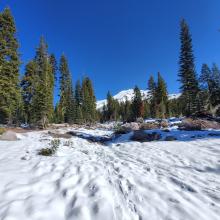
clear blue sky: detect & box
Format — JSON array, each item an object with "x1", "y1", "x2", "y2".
[{"x1": 1, "y1": 0, "x2": 220, "y2": 101}]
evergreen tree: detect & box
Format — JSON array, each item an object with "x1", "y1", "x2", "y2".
[
  {"x1": 106, "y1": 91, "x2": 115, "y2": 121},
  {"x1": 74, "y1": 80, "x2": 83, "y2": 124},
  {"x1": 21, "y1": 60, "x2": 37, "y2": 122},
  {"x1": 59, "y1": 54, "x2": 74, "y2": 123},
  {"x1": 155, "y1": 72, "x2": 168, "y2": 118},
  {"x1": 31, "y1": 37, "x2": 54, "y2": 128},
  {"x1": 178, "y1": 19, "x2": 200, "y2": 116},
  {"x1": 121, "y1": 98, "x2": 132, "y2": 122},
  {"x1": 50, "y1": 54, "x2": 57, "y2": 81},
  {"x1": 131, "y1": 86, "x2": 143, "y2": 120},
  {"x1": 148, "y1": 75, "x2": 157, "y2": 117},
  {"x1": 81, "y1": 77, "x2": 97, "y2": 123},
  {"x1": 210, "y1": 64, "x2": 220, "y2": 108},
  {"x1": 0, "y1": 7, "x2": 22, "y2": 124}
]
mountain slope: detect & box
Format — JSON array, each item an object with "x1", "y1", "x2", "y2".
[{"x1": 97, "y1": 89, "x2": 181, "y2": 110}]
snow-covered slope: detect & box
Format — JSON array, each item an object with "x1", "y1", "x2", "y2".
[
  {"x1": 97, "y1": 89, "x2": 181, "y2": 110},
  {"x1": 0, "y1": 128, "x2": 220, "y2": 220}
]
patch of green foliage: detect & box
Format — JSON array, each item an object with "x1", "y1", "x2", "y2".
[
  {"x1": 38, "y1": 139, "x2": 61, "y2": 156},
  {"x1": 0, "y1": 128, "x2": 6, "y2": 135}
]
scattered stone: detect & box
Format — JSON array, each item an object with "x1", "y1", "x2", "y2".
[
  {"x1": 130, "y1": 130, "x2": 161, "y2": 142},
  {"x1": 164, "y1": 136, "x2": 177, "y2": 141},
  {"x1": 0, "y1": 131, "x2": 19, "y2": 141},
  {"x1": 48, "y1": 131, "x2": 72, "y2": 139}
]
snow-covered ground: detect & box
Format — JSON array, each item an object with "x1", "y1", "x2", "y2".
[{"x1": 0, "y1": 127, "x2": 220, "y2": 220}]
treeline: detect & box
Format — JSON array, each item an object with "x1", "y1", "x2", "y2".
[
  {"x1": 99, "y1": 73, "x2": 180, "y2": 122},
  {"x1": 99, "y1": 19, "x2": 220, "y2": 122},
  {"x1": 0, "y1": 7, "x2": 97, "y2": 127},
  {"x1": 1, "y1": 8, "x2": 220, "y2": 126}
]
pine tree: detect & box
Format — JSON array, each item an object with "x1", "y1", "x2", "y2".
[
  {"x1": 0, "y1": 7, "x2": 22, "y2": 124},
  {"x1": 155, "y1": 72, "x2": 168, "y2": 118},
  {"x1": 81, "y1": 77, "x2": 97, "y2": 123},
  {"x1": 31, "y1": 37, "x2": 54, "y2": 128},
  {"x1": 178, "y1": 19, "x2": 200, "y2": 116},
  {"x1": 198, "y1": 64, "x2": 212, "y2": 112},
  {"x1": 74, "y1": 80, "x2": 83, "y2": 124},
  {"x1": 21, "y1": 60, "x2": 37, "y2": 122},
  {"x1": 131, "y1": 86, "x2": 143, "y2": 120},
  {"x1": 59, "y1": 54, "x2": 74, "y2": 123},
  {"x1": 148, "y1": 75, "x2": 157, "y2": 118},
  {"x1": 210, "y1": 64, "x2": 220, "y2": 108},
  {"x1": 50, "y1": 54, "x2": 57, "y2": 81},
  {"x1": 106, "y1": 91, "x2": 115, "y2": 121}
]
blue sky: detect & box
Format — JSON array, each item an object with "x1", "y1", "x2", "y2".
[{"x1": 1, "y1": 0, "x2": 220, "y2": 101}]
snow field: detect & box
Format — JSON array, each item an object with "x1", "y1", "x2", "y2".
[{"x1": 0, "y1": 128, "x2": 220, "y2": 220}]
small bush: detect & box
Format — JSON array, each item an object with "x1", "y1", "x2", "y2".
[
  {"x1": 38, "y1": 139, "x2": 60, "y2": 156},
  {"x1": 0, "y1": 128, "x2": 6, "y2": 135}
]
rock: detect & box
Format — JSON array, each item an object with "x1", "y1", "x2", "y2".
[
  {"x1": 179, "y1": 118, "x2": 202, "y2": 131},
  {"x1": 115, "y1": 122, "x2": 139, "y2": 134},
  {"x1": 115, "y1": 126, "x2": 132, "y2": 135},
  {"x1": 179, "y1": 118, "x2": 220, "y2": 130},
  {"x1": 160, "y1": 120, "x2": 169, "y2": 128},
  {"x1": 140, "y1": 122, "x2": 160, "y2": 130},
  {"x1": 164, "y1": 136, "x2": 177, "y2": 141},
  {"x1": 48, "y1": 131, "x2": 72, "y2": 139},
  {"x1": 0, "y1": 131, "x2": 19, "y2": 141},
  {"x1": 123, "y1": 122, "x2": 140, "y2": 130},
  {"x1": 136, "y1": 117, "x2": 144, "y2": 123},
  {"x1": 130, "y1": 130, "x2": 161, "y2": 142}
]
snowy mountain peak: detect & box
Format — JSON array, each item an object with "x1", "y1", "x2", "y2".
[{"x1": 97, "y1": 89, "x2": 181, "y2": 110}]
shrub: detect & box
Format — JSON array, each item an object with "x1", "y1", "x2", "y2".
[
  {"x1": 0, "y1": 128, "x2": 6, "y2": 135},
  {"x1": 38, "y1": 139, "x2": 60, "y2": 156}
]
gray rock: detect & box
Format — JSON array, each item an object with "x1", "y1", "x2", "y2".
[
  {"x1": 130, "y1": 130, "x2": 161, "y2": 142},
  {"x1": 0, "y1": 131, "x2": 19, "y2": 141}
]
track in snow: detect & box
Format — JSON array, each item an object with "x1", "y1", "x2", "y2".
[{"x1": 0, "y1": 129, "x2": 220, "y2": 220}]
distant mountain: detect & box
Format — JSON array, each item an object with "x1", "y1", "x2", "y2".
[{"x1": 96, "y1": 89, "x2": 181, "y2": 110}]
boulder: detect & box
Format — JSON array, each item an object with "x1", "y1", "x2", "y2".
[
  {"x1": 123, "y1": 122, "x2": 140, "y2": 130},
  {"x1": 0, "y1": 131, "x2": 19, "y2": 141},
  {"x1": 164, "y1": 136, "x2": 177, "y2": 141},
  {"x1": 130, "y1": 130, "x2": 161, "y2": 142},
  {"x1": 179, "y1": 118, "x2": 220, "y2": 130},
  {"x1": 140, "y1": 122, "x2": 160, "y2": 130},
  {"x1": 115, "y1": 122, "x2": 140, "y2": 134},
  {"x1": 115, "y1": 126, "x2": 132, "y2": 134}
]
